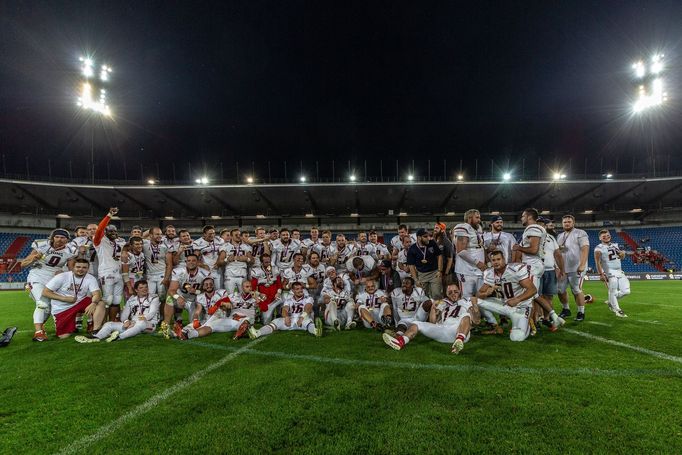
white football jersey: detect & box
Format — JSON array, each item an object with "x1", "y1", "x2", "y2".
[
  {"x1": 391, "y1": 287, "x2": 427, "y2": 319},
  {"x1": 284, "y1": 294, "x2": 314, "y2": 315},
  {"x1": 322, "y1": 286, "x2": 353, "y2": 309},
  {"x1": 227, "y1": 291, "x2": 258, "y2": 319},
  {"x1": 391, "y1": 233, "x2": 417, "y2": 252},
  {"x1": 250, "y1": 240, "x2": 268, "y2": 265},
  {"x1": 303, "y1": 237, "x2": 321, "y2": 250},
  {"x1": 95, "y1": 236, "x2": 127, "y2": 276},
  {"x1": 483, "y1": 263, "x2": 533, "y2": 305},
  {"x1": 122, "y1": 294, "x2": 161, "y2": 325},
  {"x1": 126, "y1": 250, "x2": 147, "y2": 282},
  {"x1": 45, "y1": 271, "x2": 100, "y2": 314},
  {"x1": 453, "y1": 223, "x2": 485, "y2": 276},
  {"x1": 221, "y1": 242, "x2": 252, "y2": 276},
  {"x1": 436, "y1": 298, "x2": 473, "y2": 325},
  {"x1": 355, "y1": 289, "x2": 387, "y2": 309},
  {"x1": 196, "y1": 289, "x2": 229, "y2": 316},
  {"x1": 171, "y1": 266, "x2": 210, "y2": 301},
  {"x1": 143, "y1": 239, "x2": 170, "y2": 279},
  {"x1": 270, "y1": 239, "x2": 302, "y2": 269},
  {"x1": 595, "y1": 243, "x2": 623, "y2": 274},
  {"x1": 332, "y1": 244, "x2": 356, "y2": 269},
  {"x1": 251, "y1": 265, "x2": 281, "y2": 285},
  {"x1": 168, "y1": 241, "x2": 195, "y2": 268},
  {"x1": 282, "y1": 265, "x2": 313, "y2": 285},
  {"x1": 192, "y1": 237, "x2": 224, "y2": 270},
  {"x1": 520, "y1": 224, "x2": 546, "y2": 269},
  {"x1": 556, "y1": 228, "x2": 590, "y2": 273},
  {"x1": 308, "y1": 263, "x2": 326, "y2": 284},
  {"x1": 345, "y1": 255, "x2": 376, "y2": 277},
  {"x1": 321, "y1": 275, "x2": 352, "y2": 295},
  {"x1": 396, "y1": 249, "x2": 410, "y2": 279},
  {"x1": 26, "y1": 239, "x2": 77, "y2": 283},
  {"x1": 370, "y1": 241, "x2": 390, "y2": 259},
  {"x1": 482, "y1": 231, "x2": 517, "y2": 263},
  {"x1": 311, "y1": 242, "x2": 335, "y2": 263},
  {"x1": 355, "y1": 242, "x2": 377, "y2": 259}
]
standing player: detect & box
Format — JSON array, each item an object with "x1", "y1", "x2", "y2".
[
  {"x1": 556, "y1": 214, "x2": 592, "y2": 321},
  {"x1": 93, "y1": 208, "x2": 127, "y2": 323},
  {"x1": 192, "y1": 225, "x2": 224, "y2": 288},
  {"x1": 594, "y1": 230, "x2": 629, "y2": 318},
  {"x1": 143, "y1": 227, "x2": 173, "y2": 300},
  {"x1": 312, "y1": 230, "x2": 335, "y2": 265},
  {"x1": 322, "y1": 275, "x2": 356, "y2": 330},
  {"x1": 160, "y1": 253, "x2": 210, "y2": 338},
  {"x1": 270, "y1": 228, "x2": 302, "y2": 270},
  {"x1": 330, "y1": 234, "x2": 355, "y2": 272},
  {"x1": 303, "y1": 226, "x2": 321, "y2": 253},
  {"x1": 248, "y1": 282, "x2": 322, "y2": 338},
  {"x1": 169, "y1": 229, "x2": 194, "y2": 267},
  {"x1": 512, "y1": 208, "x2": 564, "y2": 330},
  {"x1": 390, "y1": 225, "x2": 417, "y2": 259},
  {"x1": 76, "y1": 280, "x2": 160, "y2": 343},
  {"x1": 249, "y1": 227, "x2": 270, "y2": 267},
  {"x1": 20, "y1": 229, "x2": 78, "y2": 341},
  {"x1": 356, "y1": 279, "x2": 392, "y2": 331},
  {"x1": 483, "y1": 215, "x2": 517, "y2": 263},
  {"x1": 389, "y1": 277, "x2": 430, "y2": 336},
  {"x1": 383, "y1": 283, "x2": 478, "y2": 354},
  {"x1": 368, "y1": 230, "x2": 391, "y2": 261},
  {"x1": 477, "y1": 251, "x2": 537, "y2": 342},
  {"x1": 218, "y1": 228, "x2": 253, "y2": 294},
  {"x1": 396, "y1": 235, "x2": 413, "y2": 281},
  {"x1": 355, "y1": 231, "x2": 377, "y2": 260},
  {"x1": 121, "y1": 236, "x2": 146, "y2": 297},
  {"x1": 41, "y1": 258, "x2": 102, "y2": 339}
]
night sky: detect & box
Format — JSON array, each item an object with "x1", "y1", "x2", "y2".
[{"x1": 1, "y1": 0, "x2": 681, "y2": 180}]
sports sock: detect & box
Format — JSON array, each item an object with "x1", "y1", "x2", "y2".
[
  {"x1": 577, "y1": 305, "x2": 585, "y2": 314},
  {"x1": 548, "y1": 310, "x2": 559, "y2": 322},
  {"x1": 562, "y1": 302, "x2": 570, "y2": 310},
  {"x1": 259, "y1": 325, "x2": 274, "y2": 336},
  {"x1": 400, "y1": 335, "x2": 410, "y2": 345},
  {"x1": 307, "y1": 323, "x2": 316, "y2": 335},
  {"x1": 455, "y1": 333, "x2": 466, "y2": 342},
  {"x1": 186, "y1": 327, "x2": 199, "y2": 339}
]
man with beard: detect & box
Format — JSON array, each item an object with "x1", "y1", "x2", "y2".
[
  {"x1": 322, "y1": 275, "x2": 356, "y2": 330},
  {"x1": 248, "y1": 282, "x2": 322, "y2": 338},
  {"x1": 407, "y1": 228, "x2": 443, "y2": 299},
  {"x1": 312, "y1": 230, "x2": 335, "y2": 265},
  {"x1": 330, "y1": 234, "x2": 355, "y2": 272},
  {"x1": 218, "y1": 228, "x2": 253, "y2": 294},
  {"x1": 483, "y1": 215, "x2": 517, "y2": 263},
  {"x1": 389, "y1": 277, "x2": 431, "y2": 336},
  {"x1": 143, "y1": 227, "x2": 173, "y2": 300},
  {"x1": 433, "y1": 222, "x2": 454, "y2": 285},
  {"x1": 270, "y1": 228, "x2": 302, "y2": 270},
  {"x1": 192, "y1": 225, "x2": 224, "y2": 288},
  {"x1": 250, "y1": 252, "x2": 283, "y2": 324},
  {"x1": 121, "y1": 236, "x2": 146, "y2": 298},
  {"x1": 377, "y1": 259, "x2": 402, "y2": 294},
  {"x1": 556, "y1": 214, "x2": 593, "y2": 321},
  {"x1": 93, "y1": 208, "x2": 127, "y2": 323},
  {"x1": 356, "y1": 279, "x2": 392, "y2": 332},
  {"x1": 369, "y1": 230, "x2": 391, "y2": 261}
]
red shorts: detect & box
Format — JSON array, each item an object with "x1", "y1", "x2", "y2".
[{"x1": 54, "y1": 297, "x2": 92, "y2": 336}]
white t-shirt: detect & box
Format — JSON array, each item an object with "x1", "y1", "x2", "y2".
[
  {"x1": 45, "y1": 271, "x2": 100, "y2": 314},
  {"x1": 556, "y1": 228, "x2": 590, "y2": 273},
  {"x1": 543, "y1": 234, "x2": 559, "y2": 271}
]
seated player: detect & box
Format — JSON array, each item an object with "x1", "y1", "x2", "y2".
[
  {"x1": 181, "y1": 276, "x2": 227, "y2": 335},
  {"x1": 322, "y1": 276, "x2": 356, "y2": 330},
  {"x1": 75, "y1": 280, "x2": 160, "y2": 343},
  {"x1": 41, "y1": 258, "x2": 102, "y2": 339},
  {"x1": 248, "y1": 282, "x2": 322, "y2": 338},
  {"x1": 181, "y1": 279, "x2": 256, "y2": 341},
  {"x1": 356, "y1": 279, "x2": 392, "y2": 331},
  {"x1": 389, "y1": 277, "x2": 430, "y2": 336},
  {"x1": 250, "y1": 252, "x2": 283, "y2": 324},
  {"x1": 476, "y1": 250, "x2": 537, "y2": 342},
  {"x1": 346, "y1": 255, "x2": 378, "y2": 294},
  {"x1": 383, "y1": 283, "x2": 479, "y2": 354}
]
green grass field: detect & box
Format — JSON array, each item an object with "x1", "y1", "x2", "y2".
[{"x1": 2, "y1": 281, "x2": 682, "y2": 454}]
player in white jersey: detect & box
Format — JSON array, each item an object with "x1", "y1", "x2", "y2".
[
  {"x1": 93, "y1": 208, "x2": 127, "y2": 323},
  {"x1": 312, "y1": 230, "x2": 335, "y2": 265},
  {"x1": 346, "y1": 255, "x2": 378, "y2": 294},
  {"x1": 322, "y1": 275, "x2": 356, "y2": 330},
  {"x1": 453, "y1": 209, "x2": 487, "y2": 298},
  {"x1": 330, "y1": 234, "x2": 355, "y2": 272},
  {"x1": 169, "y1": 229, "x2": 194, "y2": 268},
  {"x1": 396, "y1": 236, "x2": 413, "y2": 280},
  {"x1": 302, "y1": 226, "x2": 321, "y2": 253},
  {"x1": 162, "y1": 224, "x2": 180, "y2": 251},
  {"x1": 307, "y1": 252, "x2": 326, "y2": 286},
  {"x1": 355, "y1": 231, "x2": 378, "y2": 260},
  {"x1": 356, "y1": 279, "x2": 392, "y2": 331},
  {"x1": 250, "y1": 253, "x2": 283, "y2": 324},
  {"x1": 41, "y1": 259, "x2": 101, "y2": 339},
  {"x1": 389, "y1": 277, "x2": 430, "y2": 334},
  {"x1": 556, "y1": 215, "x2": 591, "y2": 321},
  {"x1": 249, "y1": 227, "x2": 271, "y2": 267},
  {"x1": 159, "y1": 253, "x2": 210, "y2": 338},
  {"x1": 512, "y1": 208, "x2": 564, "y2": 331},
  {"x1": 476, "y1": 251, "x2": 537, "y2": 342},
  {"x1": 282, "y1": 253, "x2": 316, "y2": 291},
  {"x1": 76, "y1": 280, "x2": 160, "y2": 343},
  {"x1": 69, "y1": 226, "x2": 90, "y2": 262},
  {"x1": 270, "y1": 228, "x2": 302, "y2": 270},
  {"x1": 217, "y1": 228, "x2": 253, "y2": 294},
  {"x1": 84, "y1": 223, "x2": 99, "y2": 276},
  {"x1": 121, "y1": 236, "x2": 146, "y2": 297},
  {"x1": 483, "y1": 215, "x2": 517, "y2": 263},
  {"x1": 390, "y1": 224, "x2": 417, "y2": 259},
  {"x1": 383, "y1": 283, "x2": 478, "y2": 354},
  {"x1": 369, "y1": 230, "x2": 391, "y2": 261},
  {"x1": 594, "y1": 230, "x2": 629, "y2": 318},
  {"x1": 20, "y1": 228, "x2": 78, "y2": 341},
  {"x1": 143, "y1": 227, "x2": 173, "y2": 299},
  {"x1": 248, "y1": 282, "x2": 323, "y2": 338},
  {"x1": 192, "y1": 225, "x2": 224, "y2": 288}
]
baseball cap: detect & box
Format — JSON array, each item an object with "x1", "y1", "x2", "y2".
[
  {"x1": 434, "y1": 222, "x2": 446, "y2": 231},
  {"x1": 380, "y1": 259, "x2": 392, "y2": 268},
  {"x1": 537, "y1": 216, "x2": 549, "y2": 224},
  {"x1": 490, "y1": 215, "x2": 503, "y2": 223},
  {"x1": 416, "y1": 228, "x2": 428, "y2": 237}
]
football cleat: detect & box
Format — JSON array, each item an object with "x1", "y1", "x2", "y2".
[
  {"x1": 178, "y1": 329, "x2": 189, "y2": 341},
  {"x1": 314, "y1": 317, "x2": 323, "y2": 337},
  {"x1": 247, "y1": 326, "x2": 260, "y2": 339},
  {"x1": 75, "y1": 334, "x2": 100, "y2": 343},
  {"x1": 382, "y1": 332, "x2": 404, "y2": 351},
  {"x1": 381, "y1": 315, "x2": 393, "y2": 327},
  {"x1": 233, "y1": 320, "x2": 250, "y2": 340},
  {"x1": 584, "y1": 294, "x2": 594, "y2": 304},
  {"x1": 32, "y1": 330, "x2": 48, "y2": 342},
  {"x1": 345, "y1": 321, "x2": 356, "y2": 330},
  {"x1": 480, "y1": 323, "x2": 503, "y2": 335},
  {"x1": 451, "y1": 338, "x2": 464, "y2": 355},
  {"x1": 558, "y1": 309, "x2": 571, "y2": 318},
  {"x1": 383, "y1": 329, "x2": 397, "y2": 338},
  {"x1": 104, "y1": 331, "x2": 120, "y2": 343},
  {"x1": 173, "y1": 321, "x2": 184, "y2": 339},
  {"x1": 159, "y1": 321, "x2": 171, "y2": 340},
  {"x1": 575, "y1": 312, "x2": 585, "y2": 322},
  {"x1": 616, "y1": 310, "x2": 628, "y2": 318},
  {"x1": 333, "y1": 319, "x2": 341, "y2": 331}
]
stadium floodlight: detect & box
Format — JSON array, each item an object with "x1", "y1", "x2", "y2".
[
  {"x1": 604, "y1": 173, "x2": 613, "y2": 179},
  {"x1": 632, "y1": 61, "x2": 646, "y2": 78},
  {"x1": 552, "y1": 172, "x2": 567, "y2": 180},
  {"x1": 407, "y1": 174, "x2": 414, "y2": 181},
  {"x1": 299, "y1": 176, "x2": 306, "y2": 183},
  {"x1": 632, "y1": 54, "x2": 667, "y2": 114},
  {"x1": 147, "y1": 179, "x2": 157, "y2": 185},
  {"x1": 195, "y1": 177, "x2": 209, "y2": 185},
  {"x1": 246, "y1": 176, "x2": 254, "y2": 184},
  {"x1": 457, "y1": 174, "x2": 464, "y2": 181},
  {"x1": 77, "y1": 56, "x2": 113, "y2": 117},
  {"x1": 349, "y1": 174, "x2": 356, "y2": 182},
  {"x1": 502, "y1": 172, "x2": 512, "y2": 181}
]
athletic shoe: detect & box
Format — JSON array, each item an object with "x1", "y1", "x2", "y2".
[
  {"x1": 345, "y1": 321, "x2": 356, "y2": 330},
  {"x1": 616, "y1": 310, "x2": 628, "y2": 318},
  {"x1": 32, "y1": 330, "x2": 48, "y2": 342},
  {"x1": 333, "y1": 319, "x2": 341, "y2": 331},
  {"x1": 173, "y1": 320, "x2": 184, "y2": 339},
  {"x1": 575, "y1": 312, "x2": 585, "y2": 322},
  {"x1": 159, "y1": 321, "x2": 171, "y2": 340},
  {"x1": 584, "y1": 294, "x2": 594, "y2": 304},
  {"x1": 381, "y1": 315, "x2": 393, "y2": 327},
  {"x1": 233, "y1": 320, "x2": 250, "y2": 340},
  {"x1": 0, "y1": 326, "x2": 18, "y2": 347},
  {"x1": 549, "y1": 316, "x2": 565, "y2": 332},
  {"x1": 480, "y1": 323, "x2": 503, "y2": 335},
  {"x1": 370, "y1": 321, "x2": 385, "y2": 332},
  {"x1": 558, "y1": 308, "x2": 571, "y2": 318},
  {"x1": 451, "y1": 338, "x2": 464, "y2": 354},
  {"x1": 104, "y1": 331, "x2": 120, "y2": 343},
  {"x1": 247, "y1": 326, "x2": 259, "y2": 339},
  {"x1": 86, "y1": 319, "x2": 94, "y2": 334},
  {"x1": 382, "y1": 332, "x2": 404, "y2": 350},
  {"x1": 314, "y1": 317, "x2": 323, "y2": 337},
  {"x1": 383, "y1": 329, "x2": 397, "y2": 338},
  {"x1": 75, "y1": 334, "x2": 100, "y2": 343}
]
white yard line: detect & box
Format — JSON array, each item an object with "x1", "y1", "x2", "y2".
[
  {"x1": 585, "y1": 321, "x2": 612, "y2": 327},
  {"x1": 55, "y1": 337, "x2": 264, "y2": 455}
]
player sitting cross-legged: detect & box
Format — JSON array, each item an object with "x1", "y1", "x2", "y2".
[
  {"x1": 248, "y1": 281, "x2": 322, "y2": 338},
  {"x1": 383, "y1": 283, "x2": 479, "y2": 354}
]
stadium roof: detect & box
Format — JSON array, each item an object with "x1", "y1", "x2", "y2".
[{"x1": 2, "y1": 176, "x2": 681, "y2": 222}]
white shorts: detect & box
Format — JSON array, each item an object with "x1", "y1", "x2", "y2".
[
  {"x1": 558, "y1": 271, "x2": 585, "y2": 295},
  {"x1": 412, "y1": 320, "x2": 469, "y2": 344},
  {"x1": 395, "y1": 305, "x2": 428, "y2": 329},
  {"x1": 324, "y1": 303, "x2": 355, "y2": 327},
  {"x1": 358, "y1": 302, "x2": 391, "y2": 328},
  {"x1": 269, "y1": 316, "x2": 314, "y2": 331},
  {"x1": 203, "y1": 314, "x2": 253, "y2": 332}
]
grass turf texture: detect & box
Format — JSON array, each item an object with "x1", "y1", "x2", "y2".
[{"x1": 1, "y1": 282, "x2": 682, "y2": 454}]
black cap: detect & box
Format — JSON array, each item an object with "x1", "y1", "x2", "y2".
[
  {"x1": 380, "y1": 259, "x2": 392, "y2": 268},
  {"x1": 490, "y1": 215, "x2": 503, "y2": 223},
  {"x1": 416, "y1": 228, "x2": 428, "y2": 237}
]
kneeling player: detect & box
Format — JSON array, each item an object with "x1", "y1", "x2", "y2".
[
  {"x1": 356, "y1": 279, "x2": 392, "y2": 331},
  {"x1": 321, "y1": 276, "x2": 356, "y2": 330},
  {"x1": 476, "y1": 250, "x2": 537, "y2": 342},
  {"x1": 248, "y1": 282, "x2": 322, "y2": 338},
  {"x1": 76, "y1": 280, "x2": 160, "y2": 343},
  {"x1": 390, "y1": 277, "x2": 430, "y2": 335},
  {"x1": 383, "y1": 283, "x2": 479, "y2": 354}
]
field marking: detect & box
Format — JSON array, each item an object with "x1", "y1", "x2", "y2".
[
  {"x1": 181, "y1": 339, "x2": 682, "y2": 378},
  {"x1": 631, "y1": 319, "x2": 663, "y2": 325},
  {"x1": 564, "y1": 328, "x2": 682, "y2": 365},
  {"x1": 586, "y1": 321, "x2": 612, "y2": 327},
  {"x1": 54, "y1": 337, "x2": 265, "y2": 455}
]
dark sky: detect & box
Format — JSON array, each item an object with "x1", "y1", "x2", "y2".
[{"x1": 1, "y1": 0, "x2": 681, "y2": 180}]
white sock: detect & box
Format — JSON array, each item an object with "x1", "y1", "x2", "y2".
[
  {"x1": 549, "y1": 310, "x2": 559, "y2": 322},
  {"x1": 259, "y1": 325, "x2": 274, "y2": 336},
  {"x1": 307, "y1": 323, "x2": 316, "y2": 335},
  {"x1": 578, "y1": 305, "x2": 585, "y2": 314},
  {"x1": 562, "y1": 302, "x2": 570, "y2": 310},
  {"x1": 186, "y1": 328, "x2": 199, "y2": 339}
]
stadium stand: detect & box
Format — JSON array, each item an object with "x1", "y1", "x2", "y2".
[{"x1": 0, "y1": 233, "x2": 42, "y2": 282}]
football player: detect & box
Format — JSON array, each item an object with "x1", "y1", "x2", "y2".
[
  {"x1": 383, "y1": 283, "x2": 479, "y2": 354},
  {"x1": 322, "y1": 275, "x2": 356, "y2": 330},
  {"x1": 330, "y1": 234, "x2": 355, "y2": 272},
  {"x1": 389, "y1": 277, "x2": 430, "y2": 336},
  {"x1": 476, "y1": 250, "x2": 537, "y2": 342},
  {"x1": 248, "y1": 281, "x2": 322, "y2": 338},
  {"x1": 483, "y1": 215, "x2": 517, "y2": 263},
  {"x1": 192, "y1": 225, "x2": 224, "y2": 288},
  {"x1": 396, "y1": 235, "x2": 413, "y2": 280},
  {"x1": 93, "y1": 208, "x2": 127, "y2": 323},
  {"x1": 311, "y1": 230, "x2": 334, "y2": 264},
  {"x1": 169, "y1": 229, "x2": 194, "y2": 267},
  {"x1": 594, "y1": 230, "x2": 629, "y2": 317},
  {"x1": 556, "y1": 214, "x2": 592, "y2": 321},
  {"x1": 249, "y1": 227, "x2": 270, "y2": 267},
  {"x1": 355, "y1": 231, "x2": 377, "y2": 260},
  {"x1": 121, "y1": 236, "x2": 146, "y2": 298},
  {"x1": 76, "y1": 280, "x2": 159, "y2": 343},
  {"x1": 356, "y1": 279, "x2": 392, "y2": 331},
  {"x1": 143, "y1": 227, "x2": 173, "y2": 300},
  {"x1": 249, "y1": 252, "x2": 283, "y2": 324},
  {"x1": 20, "y1": 228, "x2": 78, "y2": 341},
  {"x1": 282, "y1": 253, "x2": 316, "y2": 291},
  {"x1": 218, "y1": 228, "x2": 253, "y2": 294},
  {"x1": 390, "y1": 224, "x2": 417, "y2": 259},
  {"x1": 270, "y1": 228, "x2": 302, "y2": 270},
  {"x1": 368, "y1": 230, "x2": 391, "y2": 261}
]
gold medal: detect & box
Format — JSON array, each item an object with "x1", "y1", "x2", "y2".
[{"x1": 421, "y1": 259, "x2": 428, "y2": 264}]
